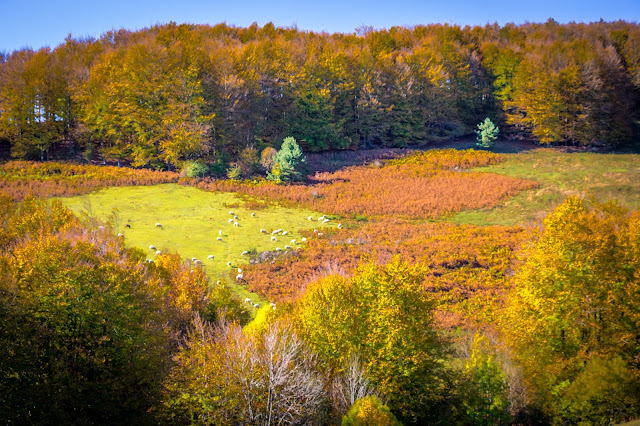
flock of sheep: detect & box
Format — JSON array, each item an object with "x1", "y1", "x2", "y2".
[{"x1": 129, "y1": 210, "x2": 343, "y2": 310}]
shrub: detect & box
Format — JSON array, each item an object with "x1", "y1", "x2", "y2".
[
  {"x1": 342, "y1": 396, "x2": 400, "y2": 425},
  {"x1": 181, "y1": 160, "x2": 208, "y2": 178},
  {"x1": 267, "y1": 137, "x2": 307, "y2": 182},
  {"x1": 476, "y1": 118, "x2": 499, "y2": 149}
]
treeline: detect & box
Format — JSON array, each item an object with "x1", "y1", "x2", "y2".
[{"x1": 1, "y1": 20, "x2": 639, "y2": 169}]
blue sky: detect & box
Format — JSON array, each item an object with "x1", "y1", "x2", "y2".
[{"x1": 1, "y1": 0, "x2": 638, "y2": 53}]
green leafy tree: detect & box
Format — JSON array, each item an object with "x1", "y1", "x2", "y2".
[
  {"x1": 181, "y1": 160, "x2": 208, "y2": 178},
  {"x1": 503, "y1": 197, "x2": 640, "y2": 422},
  {"x1": 297, "y1": 259, "x2": 455, "y2": 424},
  {"x1": 476, "y1": 117, "x2": 499, "y2": 149},
  {"x1": 267, "y1": 136, "x2": 307, "y2": 182},
  {"x1": 462, "y1": 334, "x2": 511, "y2": 425}
]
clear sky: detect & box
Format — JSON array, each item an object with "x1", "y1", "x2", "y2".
[{"x1": 1, "y1": 0, "x2": 638, "y2": 53}]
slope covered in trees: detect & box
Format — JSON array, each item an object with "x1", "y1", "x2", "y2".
[{"x1": 1, "y1": 20, "x2": 639, "y2": 171}]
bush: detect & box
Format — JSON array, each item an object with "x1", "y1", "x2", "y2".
[
  {"x1": 267, "y1": 137, "x2": 307, "y2": 183},
  {"x1": 342, "y1": 396, "x2": 401, "y2": 426},
  {"x1": 476, "y1": 118, "x2": 499, "y2": 149},
  {"x1": 181, "y1": 160, "x2": 208, "y2": 178}
]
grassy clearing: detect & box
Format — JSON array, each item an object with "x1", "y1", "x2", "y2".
[
  {"x1": 450, "y1": 149, "x2": 640, "y2": 226},
  {"x1": 57, "y1": 184, "x2": 334, "y2": 303}
]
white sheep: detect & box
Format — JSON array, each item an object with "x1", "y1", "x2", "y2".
[
  {"x1": 216, "y1": 280, "x2": 221, "y2": 285},
  {"x1": 155, "y1": 223, "x2": 162, "y2": 228},
  {"x1": 285, "y1": 245, "x2": 292, "y2": 250},
  {"x1": 194, "y1": 259, "x2": 202, "y2": 265},
  {"x1": 228, "y1": 219, "x2": 234, "y2": 223},
  {"x1": 282, "y1": 231, "x2": 288, "y2": 235},
  {"x1": 244, "y1": 297, "x2": 252, "y2": 304},
  {"x1": 229, "y1": 211, "x2": 234, "y2": 215},
  {"x1": 253, "y1": 303, "x2": 260, "y2": 309},
  {"x1": 233, "y1": 222, "x2": 239, "y2": 227},
  {"x1": 271, "y1": 236, "x2": 278, "y2": 242},
  {"x1": 322, "y1": 219, "x2": 330, "y2": 224},
  {"x1": 308, "y1": 216, "x2": 313, "y2": 220},
  {"x1": 260, "y1": 229, "x2": 267, "y2": 233},
  {"x1": 290, "y1": 239, "x2": 296, "y2": 244},
  {"x1": 156, "y1": 250, "x2": 162, "y2": 255},
  {"x1": 117, "y1": 233, "x2": 124, "y2": 237},
  {"x1": 251, "y1": 212, "x2": 256, "y2": 217},
  {"x1": 219, "y1": 230, "x2": 223, "y2": 236},
  {"x1": 149, "y1": 245, "x2": 156, "y2": 250},
  {"x1": 301, "y1": 237, "x2": 307, "y2": 242},
  {"x1": 276, "y1": 247, "x2": 282, "y2": 252},
  {"x1": 270, "y1": 302, "x2": 276, "y2": 310},
  {"x1": 337, "y1": 223, "x2": 343, "y2": 229},
  {"x1": 317, "y1": 233, "x2": 324, "y2": 237},
  {"x1": 236, "y1": 273, "x2": 244, "y2": 280},
  {"x1": 207, "y1": 254, "x2": 215, "y2": 260},
  {"x1": 217, "y1": 237, "x2": 223, "y2": 241},
  {"x1": 241, "y1": 251, "x2": 250, "y2": 256},
  {"x1": 317, "y1": 216, "x2": 325, "y2": 222},
  {"x1": 227, "y1": 261, "x2": 232, "y2": 267},
  {"x1": 237, "y1": 268, "x2": 242, "y2": 273},
  {"x1": 271, "y1": 229, "x2": 281, "y2": 235},
  {"x1": 192, "y1": 257, "x2": 197, "y2": 261},
  {"x1": 234, "y1": 215, "x2": 239, "y2": 221}
]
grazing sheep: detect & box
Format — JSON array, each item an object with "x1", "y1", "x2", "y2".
[
  {"x1": 260, "y1": 229, "x2": 267, "y2": 233},
  {"x1": 317, "y1": 216, "x2": 325, "y2": 222},
  {"x1": 124, "y1": 224, "x2": 131, "y2": 228},
  {"x1": 145, "y1": 259, "x2": 153, "y2": 263},
  {"x1": 317, "y1": 233, "x2": 324, "y2": 237},
  {"x1": 227, "y1": 261, "x2": 232, "y2": 267},
  {"x1": 271, "y1": 229, "x2": 281, "y2": 235},
  {"x1": 253, "y1": 303, "x2": 260, "y2": 309},
  {"x1": 337, "y1": 223, "x2": 343, "y2": 229},
  {"x1": 117, "y1": 233, "x2": 124, "y2": 237},
  {"x1": 155, "y1": 223, "x2": 162, "y2": 228},
  {"x1": 313, "y1": 229, "x2": 318, "y2": 233},
  {"x1": 322, "y1": 219, "x2": 329, "y2": 224},
  {"x1": 228, "y1": 219, "x2": 234, "y2": 223},
  {"x1": 301, "y1": 237, "x2": 307, "y2": 242},
  {"x1": 285, "y1": 245, "x2": 292, "y2": 250},
  {"x1": 229, "y1": 211, "x2": 234, "y2": 215},
  {"x1": 251, "y1": 212, "x2": 256, "y2": 217},
  {"x1": 233, "y1": 222, "x2": 239, "y2": 227},
  {"x1": 149, "y1": 245, "x2": 157, "y2": 250},
  {"x1": 290, "y1": 239, "x2": 296, "y2": 244},
  {"x1": 234, "y1": 216, "x2": 239, "y2": 221},
  {"x1": 282, "y1": 231, "x2": 288, "y2": 236},
  {"x1": 236, "y1": 274, "x2": 243, "y2": 280},
  {"x1": 271, "y1": 236, "x2": 278, "y2": 242},
  {"x1": 244, "y1": 297, "x2": 252, "y2": 304},
  {"x1": 219, "y1": 230, "x2": 223, "y2": 236},
  {"x1": 192, "y1": 257, "x2": 197, "y2": 261},
  {"x1": 207, "y1": 254, "x2": 215, "y2": 260},
  {"x1": 216, "y1": 280, "x2": 221, "y2": 285},
  {"x1": 270, "y1": 302, "x2": 276, "y2": 310},
  {"x1": 217, "y1": 237, "x2": 223, "y2": 241},
  {"x1": 156, "y1": 250, "x2": 162, "y2": 255},
  {"x1": 276, "y1": 247, "x2": 282, "y2": 252},
  {"x1": 237, "y1": 268, "x2": 242, "y2": 273},
  {"x1": 241, "y1": 251, "x2": 249, "y2": 256},
  {"x1": 308, "y1": 216, "x2": 313, "y2": 220},
  {"x1": 194, "y1": 259, "x2": 202, "y2": 265}
]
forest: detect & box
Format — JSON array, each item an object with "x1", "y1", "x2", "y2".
[
  {"x1": 1, "y1": 20, "x2": 639, "y2": 170},
  {"x1": 1, "y1": 19, "x2": 640, "y2": 426}
]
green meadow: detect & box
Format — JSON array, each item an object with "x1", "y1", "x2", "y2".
[
  {"x1": 450, "y1": 150, "x2": 640, "y2": 226},
  {"x1": 58, "y1": 184, "x2": 333, "y2": 303}
]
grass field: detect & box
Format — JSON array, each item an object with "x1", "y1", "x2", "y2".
[
  {"x1": 450, "y1": 149, "x2": 640, "y2": 226},
  {"x1": 57, "y1": 184, "x2": 334, "y2": 303}
]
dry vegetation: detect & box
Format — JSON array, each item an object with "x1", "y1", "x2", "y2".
[
  {"x1": 193, "y1": 149, "x2": 538, "y2": 219},
  {"x1": 0, "y1": 161, "x2": 179, "y2": 199}
]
